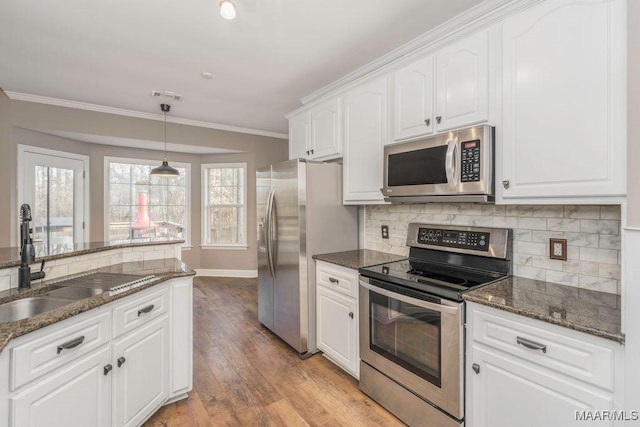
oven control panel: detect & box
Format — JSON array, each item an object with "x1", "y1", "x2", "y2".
[
  {"x1": 461, "y1": 139, "x2": 481, "y2": 183},
  {"x1": 417, "y1": 227, "x2": 490, "y2": 251}
]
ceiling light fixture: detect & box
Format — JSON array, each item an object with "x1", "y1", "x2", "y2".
[
  {"x1": 150, "y1": 104, "x2": 180, "y2": 178},
  {"x1": 219, "y1": 0, "x2": 236, "y2": 20}
]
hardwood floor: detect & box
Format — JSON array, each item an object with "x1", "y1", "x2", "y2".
[{"x1": 144, "y1": 276, "x2": 405, "y2": 427}]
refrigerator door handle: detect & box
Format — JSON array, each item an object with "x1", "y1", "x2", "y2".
[
  {"x1": 266, "y1": 190, "x2": 276, "y2": 279},
  {"x1": 270, "y1": 191, "x2": 279, "y2": 276}
]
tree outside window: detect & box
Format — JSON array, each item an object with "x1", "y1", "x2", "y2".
[{"x1": 203, "y1": 163, "x2": 246, "y2": 247}]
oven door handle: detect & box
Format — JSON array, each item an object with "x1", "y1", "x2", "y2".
[{"x1": 360, "y1": 280, "x2": 460, "y2": 315}]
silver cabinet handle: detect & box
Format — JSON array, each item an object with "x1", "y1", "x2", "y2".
[
  {"x1": 517, "y1": 336, "x2": 547, "y2": 353},
  {"x1": 57, "y1": 336, "x2": 85, "y2": 354},
  {"x1": 117, "y1": 356, "x2": 126, "y2": 368},
  {"x1": 137, "y1": 304, "x2": 154, "y2": 316},
  {"x1": 436, "y1": 116, "x2": 442, "y2": 124},
  {"x1": 306, "y1": 150, "x2": 310, "y2": 155},
  {"x1": 472, "y1": 363, "x2": 480, "y2": 374},
  {"x1": 104, "y1": 364, "x2": 113, "y2": 376},
  {"x1": 502, "y1": 180, "x2": 510, "y2": 189},
  {"x1": 424, "y1": 118, "x2": 431, "y2": 126},
  {"x1": 329, "y1": 277, "x2": 339, "y2": 284},
  {"x1": 310, "y1": 149, "x2": 314, "y2": 155}
]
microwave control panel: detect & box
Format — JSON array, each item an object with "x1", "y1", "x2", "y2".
[
  {"x1": 461, "y1": 139, "x2": 481, "y2": 182},
  {"x1": 417, "y1": 227, "x2": 490, "y2": 251}
]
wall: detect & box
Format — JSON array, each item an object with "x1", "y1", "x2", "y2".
[
  {"x1": 365, "y1": 203, "x2": 622, "y2": 294},
  {"x1": 0, "y1": 92, "x2": 289, "y2": 271}
]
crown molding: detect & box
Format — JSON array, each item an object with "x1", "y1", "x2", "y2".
[
  {"x1": 4, "y1": 91, "x2": 288, "y2": 140},
  {"x1": 299, "y1": 0, "x2": 545, "y2": 106}
]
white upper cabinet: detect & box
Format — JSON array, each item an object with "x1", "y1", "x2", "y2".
[
  {"x1": 393, "y1": 56, "x2": 435, "y2": 140},
  {"x1": 289, "y1": 98, "x2": 343, "y2": 161},
  {"x1": 311, "y1": 97, "x2": 342, "y2": 160},
  {"x1": 499, "y1": 0, "x2": 626, "y2": 201},
  {"x1": 343, "y1": 76, "x2": 389, "y2": 204},
  {"x1": 434, "y1": 30, "x2": 490, "y2": 132},
  {"x1": 288, "y1": 110, "x2": 311, "y2": 160},
  {"x1": 393, "y1": 30, "x2": 490, "y2": 142}
]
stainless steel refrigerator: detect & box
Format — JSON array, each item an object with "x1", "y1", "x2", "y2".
[{"x1": 257, "y1": 159, "x2": 358, "y2": 356}]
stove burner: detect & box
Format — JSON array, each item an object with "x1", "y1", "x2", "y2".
[{"x1": 407, "y1": 269, "x2": 469, "y2": 286}]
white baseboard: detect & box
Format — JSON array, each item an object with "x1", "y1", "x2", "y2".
[{"x1": 195, "y1": 269, "x2": 258, "y2": 278}]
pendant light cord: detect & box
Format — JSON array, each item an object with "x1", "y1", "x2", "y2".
[{"x1": 164, "y1": 110, "x2": 168, "y2": 160}]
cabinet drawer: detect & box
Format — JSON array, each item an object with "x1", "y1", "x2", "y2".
[
  {"x1": 470, "y1": 305, "x2": 615, "y2": 391},
  {"x1": 113, "y1": 286, "x2": 168, "y2": 339},
  {"x1": 316, "y1": 261, "x2": 358, "y2": 298},
  {"x1": 10, "y1": 310, "x2": 111, "y2": 391}
]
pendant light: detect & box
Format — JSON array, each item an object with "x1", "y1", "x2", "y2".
[
  {"x1": 219, "y1": 0, "x2": 236, "y2": 19},
  {"x1": 150, "y1": 103, "x2": 180, "y2": 178}
]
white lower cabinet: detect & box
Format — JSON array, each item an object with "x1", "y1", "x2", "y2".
[
  {"x1": 315, "y1": 261, "x2": 359, "y2": 378},
  {"x1": 0, "y1": 277, "x2": 193, "y2": 427},
  {"x1": 466, "y1": 302, "x2": 624, "y2": 427},
  {"x1": 10, "y1": 346, "x2": 112, "y2": 427}
]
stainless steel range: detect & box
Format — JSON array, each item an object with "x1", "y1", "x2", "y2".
[{"x1": 358, "y1": 223, "x2": 512, "y2": 427}]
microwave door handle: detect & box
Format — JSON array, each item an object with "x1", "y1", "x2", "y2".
[{"x1": 445, "y1": 139, "x2": 459, "y2": 186}]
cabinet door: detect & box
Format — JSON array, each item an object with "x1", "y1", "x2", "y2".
[
  {"x1": 316, "y1": 286, "x2": 358, "y2": 378},
  {"x1": 435, "y1": 30, "x2": 489, "y2": 131},
  {"x1": 343, "y1": 76, "x2": 389, "y2": 204},
  {"x1": 468, "y1": 345, "x2": 614, "y2": 427},
  {"x1": 289, "y1": 110, "x2": 311, "y2": 160},
  {"x1": 311, "y1": 97, "x2": 342, "y2": 160},
  {"x1": 500, "y1": 0, "x2": 625, "y2": 200},
  {"x1": 169, "y1": 278, "x2": 193, "y2": 399},
  {"x1": 112, "y1": 316, "x2": 169, "y2": 427},
  {"x1": 394, "y1": 56, "x2": 434, "y2": 140},
  {"x1": 10, "y1": 346, "x2": 111, "y2": 427}
]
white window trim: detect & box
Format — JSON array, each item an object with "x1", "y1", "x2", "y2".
[
  {"x1": 104, "y1": 156, "x2": 191, "y2": 245},
  {"x1": 201, "y1": 162, "x2": 248, "y2": 250},
  {"x1": 17, "y1": 144, "x2": 90, "y2": 246}
]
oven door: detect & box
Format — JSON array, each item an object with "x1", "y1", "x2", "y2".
[
  {"x1": 382, "y1": 134, "x2": 459, "y2": 197},
  {"x1": 359, "y1": 277, "x2": 464, "y2": 420}
]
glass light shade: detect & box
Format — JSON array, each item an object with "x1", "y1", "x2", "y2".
[
  {"x1": 220, "y1": 0, "x2": 236, "y2": 19},
  {"x1": 150, "y1": 159, "x2": 180, "y2": 177}
]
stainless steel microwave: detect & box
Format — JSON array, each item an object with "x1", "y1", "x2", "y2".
[{"x1": 382, "y1": 125, "x2": 495, "y2": 203}]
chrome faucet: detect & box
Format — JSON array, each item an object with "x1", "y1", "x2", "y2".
[{"x1": 18, "y1": 204, "x2": 45, "y2": 289}]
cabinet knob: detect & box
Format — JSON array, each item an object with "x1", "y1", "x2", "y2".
[
  {"x1": 436, "y1": 116, "x2": 442, "y2": 124},
  {"x1": 104, "y1": 364, "x2": 113, "y2": 376},
  {"x1": 306, "y1": 150, "x2": 310, "y2": 155},
  {"x1": 349, "y1": 312, "x2": 354, "y2": 319},
  {"x1": 310, "y1": 149, "x2": 314, "y2": 155},
  {"x1": 472, "y1": 363, "x2": 480, "y2": 374},
  {"x1": 117, "y1": 356, "x2": 126, "y2": 368},
  {"x1": 424, "y1": 118, "x2": 431, "y2": 126},
  {"x1": 502, "y1": 180, "x2": 510, "y2": 189}
]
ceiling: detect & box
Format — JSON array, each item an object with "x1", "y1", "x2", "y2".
[{"x1": 0, "y1": 0, "x2": 483, "y2": 136}]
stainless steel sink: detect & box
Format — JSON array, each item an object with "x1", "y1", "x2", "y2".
[
  {"x1": 0, "y1": 297, "x2": 75, "y2": 323},
  {"x1": 44, "y1": 287, "x2": 105, "y2": 299}
]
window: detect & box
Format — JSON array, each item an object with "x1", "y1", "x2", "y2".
[
  {"x1": 105, "y1": 158, "x2": 190, "y2": 243},
  {"x1": 18, "y1": 145, "x2": 89, "y2": 246},
  {"x1": 202, "y1": 163, "x2": 247, "y2": 247}
]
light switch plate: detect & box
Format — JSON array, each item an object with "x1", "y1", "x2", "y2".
[
  {"x1": 549, "y1": 238, "x2": 567, "y2": 261},
  {"x1": 381, "y1": 225, "x2": 389, "y2": 239}
]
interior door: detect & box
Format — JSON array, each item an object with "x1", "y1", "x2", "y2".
[
  {"x1": 257, "y1": 166, "x2": 274, "y2": 330},
  {"x1": 272, "y1": 159, "x2": 304, "y2": 352},
  {"x1": 21, "y1": 148, "x2": 88, "y2": 246}
]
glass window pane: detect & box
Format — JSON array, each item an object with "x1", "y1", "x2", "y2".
[
  {"x1": 204, "y1": 165, "x2": 246, "y2": 246},
  {"x1": 110, "y1": 183, "x2": 131, "y2": 206}
]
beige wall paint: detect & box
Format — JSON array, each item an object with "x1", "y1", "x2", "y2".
[
  {"x1": 0, "y1": 93, "x2": 288, "y2": 270},
  {"x1": 628, "y1": 0, "x2": 639, "y2": 227}
]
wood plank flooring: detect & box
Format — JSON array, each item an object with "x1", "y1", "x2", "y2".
[{"x1": 144, "y1": 276, "x2": 405, "y2": 427}]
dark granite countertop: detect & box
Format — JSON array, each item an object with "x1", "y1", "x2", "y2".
[
  {"x1": 463, "y1": 276, "x2": 623, "y2": 343},
  {"x1": 0, "y1": 258, "x2": 195, "y2": 353},
  {"x1": 0, "y1": 238, "x2": 184, "y2": 269},
  {"x1": 313, "y1": 249, "x2": 406, "y2": 270}
]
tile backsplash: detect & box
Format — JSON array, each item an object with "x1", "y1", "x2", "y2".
[{"x1": 364, "y1": 204, "x2": 622, "y2": 294}]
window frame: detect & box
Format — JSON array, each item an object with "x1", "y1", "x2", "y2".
[
  {"x1": 201, "y1": 162, "x2": 248, "y2": 249},
  {"x1": 104, "y1": 156, "x2": 191, "y2": 245}
]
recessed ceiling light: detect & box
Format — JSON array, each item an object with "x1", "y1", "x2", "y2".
[
  {"x1": 201, "y1": 72, "x2": 213, "y2": 80},
  {"x1": 219, "y1": 0, "x2": 236, "y2": 20}
]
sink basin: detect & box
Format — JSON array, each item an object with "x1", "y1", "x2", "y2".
[
  {"x1": 44, "y1": 287, "x2": 104, "y2": 299},
  {"x1": 0, "y1": 297, "x2": 75, "y2": 323}
]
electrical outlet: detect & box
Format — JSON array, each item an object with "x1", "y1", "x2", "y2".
[
  {"x1": 381, "y1": 225, "x2": 389, "y2": 239},
  {"x1": 549, "y1": 238, "x2": 567, "y2": 261}
]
